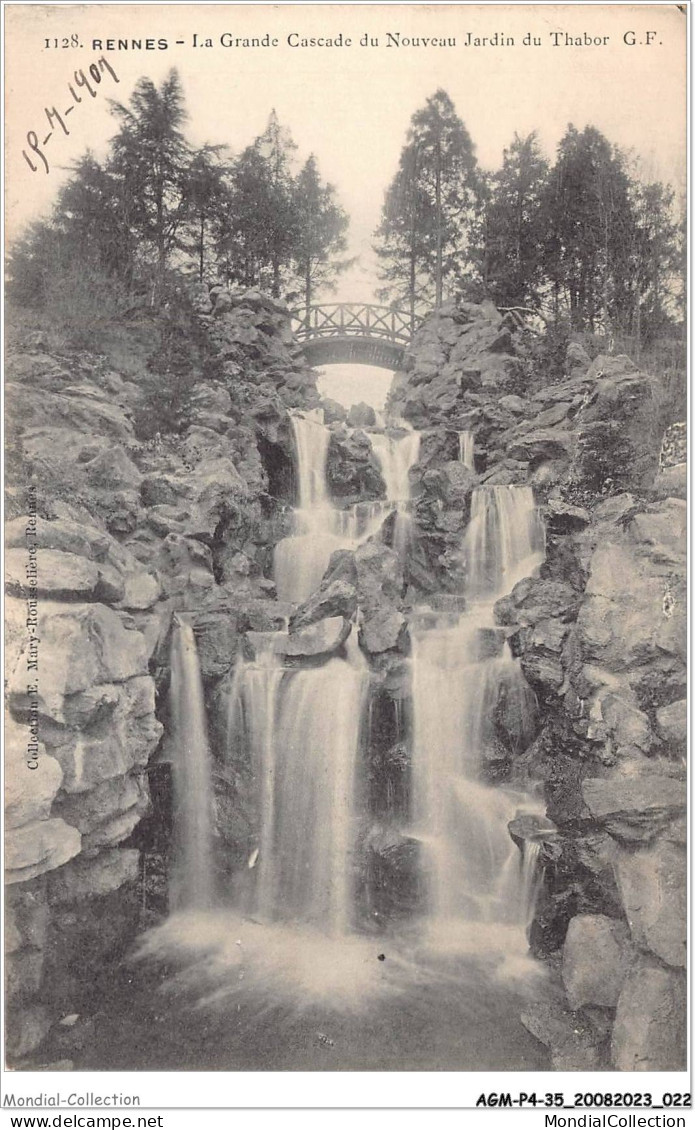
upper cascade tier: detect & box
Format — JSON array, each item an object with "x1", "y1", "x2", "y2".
[
  {"x1": 273, "y1": 412, "x2": 421, "y2": 604},
  {"x1": 463, "y1": 484, "x2": 545, "y2": 603}
]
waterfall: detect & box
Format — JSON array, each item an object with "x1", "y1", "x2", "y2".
[
  {"x1": 412, "y1": 484, "x2": 545, "y2": 943},
  {"x1": 228, "y1": 628, "x2": 367, "y2": 934},
  {"x1": 169, "y1": 617, "x2": 215, "y2": 910},
  {"x1": 273, "y1": 412, "x2": 343, "y2": 603},
  {"x1": 274, "y1": 413, "x2": 421, "y2": 604},
  {"x1": 292, "y1": 407, "x2": 331, "y2": 510},
  {"x1": 369, "y1": 429, "x2": 421, "y2": 503},
  {"x1": 369, "y1": 427, "x2": 421, "y2": 556},
  {"x1": 458, "y1": 431, "x2": 475, "y2": 471},
  {"x1": 463, "y1": 484, "x2": 545, "y2": 603}
]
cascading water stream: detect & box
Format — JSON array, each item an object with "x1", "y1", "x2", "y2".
[
  {"x1": 273, "y1": 410, "x2": 342, "y2": 603},
  {"x1": 169, "y1": 616, "x2": 215, "y2": 911},
  {"x1": 369, "y1": 428, "x2": 421, "y2": 503},
  {"x1": 465, "y1": 484, "x2": 545, "y2": 603},
  {"x1": 458, "y1": 431, "x2": 475, "y2": 471},
  {"x1": 412, "y1": 484, "x2": 546, "y2": 946},
  {"x1": 369, "y1": 427, "x2": 421, "y2": 556},
  {"x1": 274, "y1": 412, "x2": 420, "y2": 603},
  {"x1": 228, "y1": 628, "x2": 367, "y2": 934}
]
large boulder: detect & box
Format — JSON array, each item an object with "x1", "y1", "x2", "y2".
[
  {"x1": 283, "y1": 615, "x2": 352, "y2": 658},
  {"x1": 520, "y1": 999, "x2": 606, "y2": 1071},
  {"x1": 353, "y1": 539, "x2": 407, "y2": 656},
  {"x1": 421, "y1": 461, "x2": 476, "y2": 509},
  {"x1": 5, "y1": 548, "x2": 102, "y2": 602},
  {"x1": 611, "y1": 957, "x2": 686, "y2": 1070},
  {"x1": 562, "y1": 914, "x2": 631, "y2": 1009},
  {"x1": 507, "y1": 430, "x2": 575, "y2": 464},
  {"x1": 54, "y1": 774, "x2": 149, "y2": 850},
  {"x1": 577, "y1": 530, "x2": 685, "y2": 671},
  {"x1": 5, "y1": 515, "x2": 111, "y2": 560},
  {"x1": 44, "y1": 677, "x2": 162, "y2": 794},
  {"x1": 582, "y1": 775, "x2": 685, "y2": 845},
  {"x1": 651, "y1": 463, "x2": 686, "y2": 501},
  {"x1": 47, "y1": 848, "x2": 140, "y2": 904},
  {"x1": 360, "y1": 607, "x2": 408, "y2": 655},
  {"x1": 320, "y1": 398, "x2": 347, "y2": 424},
  {"x1": 326, "y1": 428, "x2": 386, "y2": 502},
  {"x1": 4, "y1": 516, "x2": 160, "y2": 611},
  {"x1": 571, "y1": 356, "x2": 663, "y2": 494},
  {"x1": 290, "y1": 551, "x2": 358, "y2": 631},
  {"x1": 7, "y1": 603, "x2": 149, "y2": 722},
  {"x1": 629, "y1": 498, "x2": 686, "y2": 568},
  {"x1": 354, "y1": 538, "x2": 403, "y2": 613},
  {"x1": 655, "y1": 698, "x2": 687, "y2": 756},
  {"x1": 347, "y1": 402, "x2": 377, "y2": 427},
  {"x1": 613, "y1": 841, "x2": 686, "y2": 967},
  {"x1": 497, "y1": 577, "x2": 580, "y2": 624},
  {"x1": 84, "y1": 446, "x2": 142, "y2": 491},
  {"x1": 5, "y1": 718, "x2": 62, "y2": 830},
  {"x1": 6, "y1": 819, "x2": 81, "y2": 885}
]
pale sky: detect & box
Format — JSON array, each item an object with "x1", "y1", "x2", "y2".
[{"x1": 6, "y1": 4, "x2": 686, "y2": 306}]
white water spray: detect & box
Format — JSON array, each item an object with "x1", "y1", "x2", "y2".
[
  {"x1": 458, "y1": 431, "x2": 475, "y2": 471},
  {"x1": 412, "y1": 485, "x2": 545, "y2": 946},
  {"x1": 169, "y1": 617, "x2": 215, "y2": 911},
  {"x1": 274, "y1": 413, "x2": 420, "y2": 603},
  {"x1": 228, "y1": 628, "x2": 367, "y2": 934}
]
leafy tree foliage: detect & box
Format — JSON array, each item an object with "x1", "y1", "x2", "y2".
[
  {"x1": 219, "y1": 113, "x2": 299, "y2": 295},
  {"x1": 108, "y1": 70, "x2": 193, "y2": 300},
  {"x1": 625, "y1": 178, "x2": 683, "y2": 343},
  {"x1": 8, "y1": 69, "x2": 683, "y2": 363},
  {"x1": 181, "y1": 146, "x2": 230, "y2": 283},
  {"x1": 8, "y1": 76, "x2": 351, "y2": 318},
  {"x1": 376, "y1": 105, "x2": 683, "y2": 349},
  {"x1": 374, "y1": 144, "x2": 435, "y2": 319},
  {"x1": 292, "y1": 155, "x2": 351, "y2": 312},
  {"x1": 374, "y1": 90, "x2": 485, "y2": 312},
  {"x1": 484, "y1": 132, "x2": 549, "y2": 308},
  {"x1": 542, "y1": 125, "x2": 636, "y2": 331}
]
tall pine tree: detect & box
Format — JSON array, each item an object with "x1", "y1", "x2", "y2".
[
  {"x1": 108, "y1": 69, "x2": 193, "y2": 301},
  {"x1": 292, "y1": 155, "x2": 351, "y2": 314},
  {"x1": 542, "y1": 125, "x2": 634, "y2": 330},
  {"x1": 485, "y1": 132, "x2": 549, "y2": 309},
  {"x1": 374, "y1": 90, "x2": 484, "y2": 312}
]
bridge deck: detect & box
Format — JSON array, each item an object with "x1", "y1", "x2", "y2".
[
  {"x1": 291, "y1": 303, "x2": 423, "y2": 369},
  {"x1": 292, "y1": 303, "x2": 422, "y2": 344}
]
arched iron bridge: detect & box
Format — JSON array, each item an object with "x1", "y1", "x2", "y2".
[{"x1": 291, "y1": 303, "x2": 424, "y2": 369}]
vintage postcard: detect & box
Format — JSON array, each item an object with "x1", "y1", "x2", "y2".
[{"x1": 3, "y1": 0, "x2": 688, "y2": 1112}]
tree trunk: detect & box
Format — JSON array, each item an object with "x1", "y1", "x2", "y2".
[
  {"x1": 199, "y1": 214, "x2": 205, "y2": 283},
  {"x1": 155, "y1": 169, "x2": 166, "y2": 304},
  {"x1": 435, "y1": 152, "x2": 443, "y2": 309},
  {"x1": 409, "y1": 222, "x2": 416, "y2": 325},
  {"x1": 305, "y1": 267, "x2": 312, "y2": 331}
]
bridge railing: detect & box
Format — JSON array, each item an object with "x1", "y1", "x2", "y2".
[{"x1": 291, "y1": 303, "x2": 423, "y2": 345}]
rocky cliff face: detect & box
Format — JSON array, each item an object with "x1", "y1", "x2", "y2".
[
  {"x1": 4, "y1": 287, "x2": 319, "y2": 1061},
  {"x1": 392, "y1": 301, "x2": 686, "y2": 1071},
  {"x1": 5, "y1": 291, "x2": 686, "y2": 1071}
]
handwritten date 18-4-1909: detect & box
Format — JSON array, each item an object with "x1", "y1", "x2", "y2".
[{"x1": 22, "y1": 56, "x2": 120, "y2": 175}]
